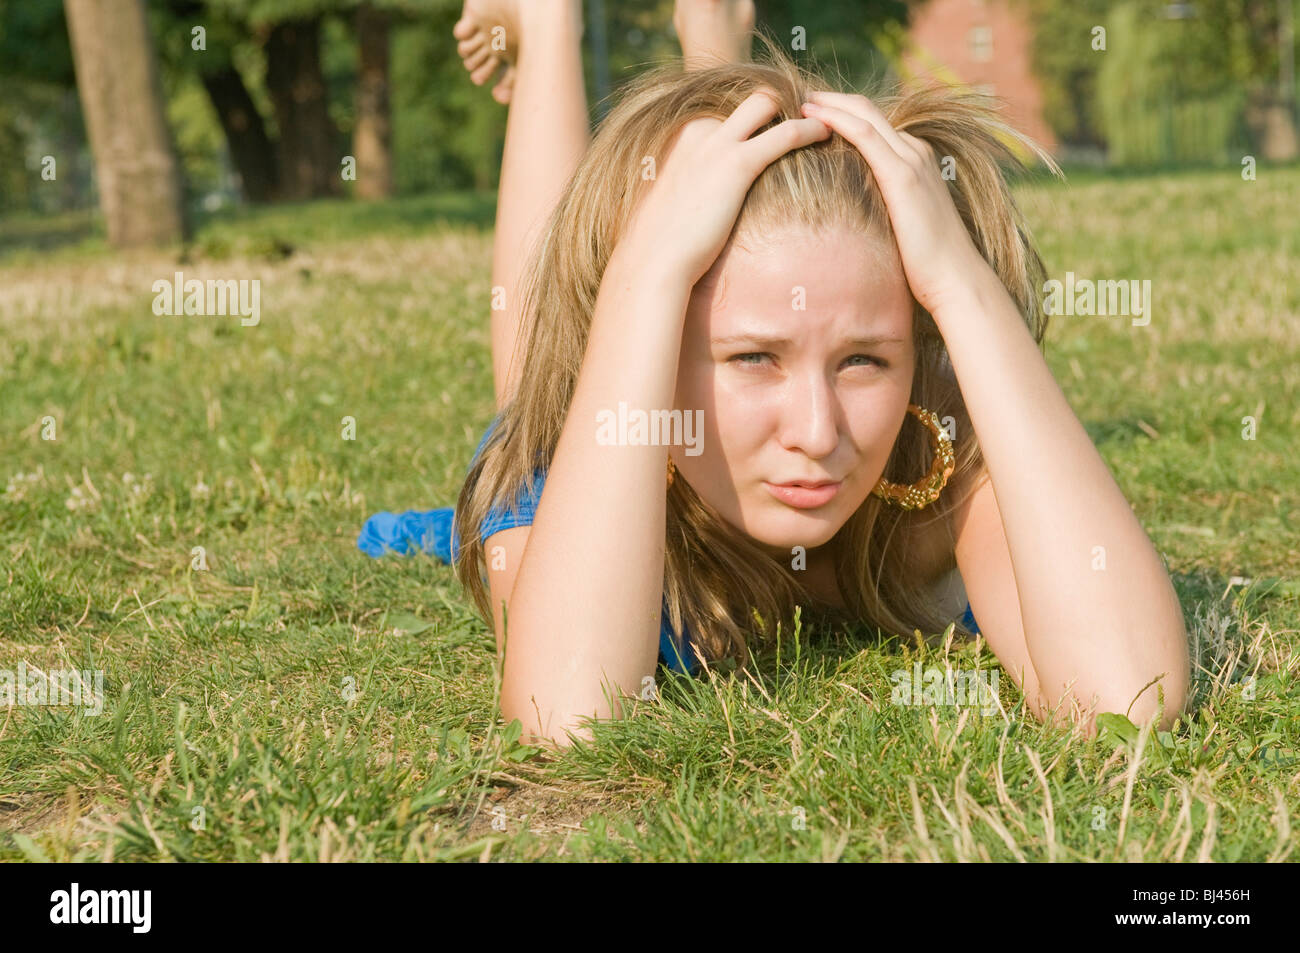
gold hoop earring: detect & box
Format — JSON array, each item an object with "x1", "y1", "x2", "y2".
[
  {"x1": 666, "y1": 455, "x2": 676, "y2": 489},
  {"x1": 872, "y1": 404, "x2": 955, "y2": 510}
]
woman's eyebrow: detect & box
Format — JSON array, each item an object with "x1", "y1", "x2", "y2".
[{"x1": 710, "y1": 334, "x2": 907, "y2": 348}]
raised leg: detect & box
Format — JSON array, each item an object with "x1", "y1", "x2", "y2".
[
  {"x1": 455, "y1": 0, "x2": 590, "y2": 411},
  {"x1": 454, "y1": 1, "x2": 757, "y2": 410},
  {"x1": 674, "y1": 0, "x2": 755, "y2": 69}
]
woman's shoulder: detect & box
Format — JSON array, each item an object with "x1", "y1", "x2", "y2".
[
  {"x1": 901, "y1": 464, "x2": 984, "y2": 586},
  {"x1": 902, "y1": 512, "x2": 957, "y2": 587}
]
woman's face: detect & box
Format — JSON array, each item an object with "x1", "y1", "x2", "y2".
[{"x1": 672, "y1": 223, "x2": 916, "y2": 558}]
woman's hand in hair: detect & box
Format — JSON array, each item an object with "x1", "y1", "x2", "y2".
[
  {"x1": 622, "y1": 88, "x2": 831, "y2": 286},
  {"x1": 800, "y1": 91, "x2": 991, "y2": 319}
]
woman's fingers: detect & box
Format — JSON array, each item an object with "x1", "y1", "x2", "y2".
[
  {"x1": 716, "y1": 88, "x2": 832, "y2": 172},
  {"x1": 800, "y1": 101, "x2": 909, "y2": 185},
  {"x1": 805, "y1": 89, "x2": 910, "y2": 155},
  {"x1": 719, "y1": 87, "x2": 784, "y2": 141},
  {"x1": 896, "y1": 129, "x2": 937, "y2": 162},
  {"x1": 742, "y1": 116, "x2": 831, "y2": 171}
]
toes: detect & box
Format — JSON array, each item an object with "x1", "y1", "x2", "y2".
[
  {"x1": 470, "y1": 55, "x2": 501, "y2": 86},
  {"x1": 452, "y1": 15, "x2": 476, "y2": 40},
  {"x1": 492, "y1": 65, "x2": 516, "y2": 104},
  {"x1": 463, "y1": 43, "x2": 493, "y2": 72}
]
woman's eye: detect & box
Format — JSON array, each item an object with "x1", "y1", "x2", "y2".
[
  {"x1": 730, "y1": 352, "x2": 771, "y2": 367},
  {"x1": 845, "y1": 354, "x2": 886, "y2": 369}
]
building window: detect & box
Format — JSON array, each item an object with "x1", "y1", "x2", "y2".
[{"x1": 970, "y1": 25, "x2": 993, "y2": 62}]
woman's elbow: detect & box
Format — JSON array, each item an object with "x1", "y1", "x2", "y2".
[
  {"x1": 1089, "y1": 640, "x2": 1191, "y2": 733},
  {"x1": 500, "y1": 682, "x2": 625, "y2": 749}
]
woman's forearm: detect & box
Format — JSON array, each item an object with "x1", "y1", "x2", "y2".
[
  {"x1": 934, "y1": 263, "x2": 1189, "y2": 727},
  {"x1": 502, "y1": 238, "x2": 691, "y2": 741}
]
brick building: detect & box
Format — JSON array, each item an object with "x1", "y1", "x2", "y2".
[{"x1": 902, "y1": 0, "x2": 1057, "y2": 152}]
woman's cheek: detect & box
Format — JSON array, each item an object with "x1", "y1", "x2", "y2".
[
  {"x1": 713, "y1": 386, "x2": 783, "y2": 456},
  {"x1": 846, "y1": 398, "x2": 906, "y2": 480}
]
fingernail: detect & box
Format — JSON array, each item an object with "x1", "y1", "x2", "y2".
[{"x1": 802, "y1": 102, "x2": 820, "y2": 113}]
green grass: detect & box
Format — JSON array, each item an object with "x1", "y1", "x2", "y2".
[{"x1": 1, "y1": 166, "x2": 1297, "y2": 862}]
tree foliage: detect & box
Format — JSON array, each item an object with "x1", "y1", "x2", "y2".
[
  {"x1": 1, "y1": 0, "x2": 915, "y2": 213},
  {"x1": 1023, "y1": 0, "x2": 1296, "y2": 161}
]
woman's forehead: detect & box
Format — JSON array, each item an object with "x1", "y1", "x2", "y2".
[{"x1": 687, "y1": 225, "x2": 912, "y2": 338}]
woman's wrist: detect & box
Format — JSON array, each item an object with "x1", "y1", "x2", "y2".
[
  {"x1": 604, "y1": 229, "x2": 699, "y2": 308},
  {"x1": 925, "y1": 250, "x2": 1018, "y2": 332}
]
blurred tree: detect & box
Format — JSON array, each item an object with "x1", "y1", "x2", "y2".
[
  {"x1": 1234, "y1": 0, "x2": 1298, "y2": 159},
  {"x1": 63, "y1": 0, "x2": 186, "y2": 244},
  {"x1": 353, "y1": 1, "x2": 393, "y2": 198},
  {"x1": 753, "y1": 0, "x2": 907, "y2": 89},
  {"x1": 200, "y1": 57, "x2": 280, "y2": 201},
  {"x1": 156, "y1": 0, "x2": 280, "y2": 202},
  {"x1": 0, "y1": 0, "x2": 74, "y2": 83},
  {"x1": 265, "y1": 14, "x2": 344, "y2": 197},
  {"x1": 0, "y1": 0, "x2": 88, "y2": 213},
  {"x1": 390, "y1": 3, "x2": 495, "y2": 193},
  {"x1": 1018, "y1": 0, "x2": 1112, "y2": 149},
  {"x1": 1096, "y1": 0, "x2": 1295, "y2": 164},
  {"x1": 189, "y1": 0, "x2": 436, "y2": 201},
  {"x1": 1024, "y1": 0, "x2": 1297, "y2": 164},
  {"x1": 203, "y1": 0, "x2": 352, "y2": 199},
  {"x1": 0, "y1": 0, "x2": 918, "y2": 214}
]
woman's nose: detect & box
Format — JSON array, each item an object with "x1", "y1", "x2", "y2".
[{"x1": 778, "y1": 377, "x2": 840, "y2": 459}]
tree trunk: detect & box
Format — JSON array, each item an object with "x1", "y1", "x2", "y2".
[
  {"x1": 63, "y1": 0, "x2": 186, "y2": 245},
  {"x1": 1245, "y1": 86, "x2": 1300, "y2": 162},
  {"x1": 354, "y1": 2, "x2": 393, "y2": 200},
  {"x1": 265, "y1": 17, "x2": 341, "y2": 200},
  {"x1": 201, "y1": 66, "x2": 280, "y2": 203}
]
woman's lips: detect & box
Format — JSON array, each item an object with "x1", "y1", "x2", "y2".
[{"x1": 763, "y1": 481, "x2": 842, "y2": 509}]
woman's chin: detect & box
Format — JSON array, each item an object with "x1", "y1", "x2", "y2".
[
  {"x1": 738, "y1": 513, "x2": 845, "y2": 555},
  {"x1": 709, "y1": 492, "x2": 855, "y2": 556}
]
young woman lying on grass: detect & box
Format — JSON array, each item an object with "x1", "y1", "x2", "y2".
[{"x1": 415, "y1": 0, "x2": 1190, "y2": 746}]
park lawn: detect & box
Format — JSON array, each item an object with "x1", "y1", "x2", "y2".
[{"x1": 0, "y1": 167, "x2": 1297, "y2": 862}]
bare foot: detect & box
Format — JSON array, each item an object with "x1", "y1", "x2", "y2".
[
  {"x1": 453, "y1": 0, "x2": 521, "y2": 105},
  {"x1": 673, "y1": 0, "x2": 755, "y2": 69}
]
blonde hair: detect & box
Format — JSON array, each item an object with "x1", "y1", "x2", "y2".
[{"x1": 454, "y1": 35, "x2": 1057, "y2": 669}]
